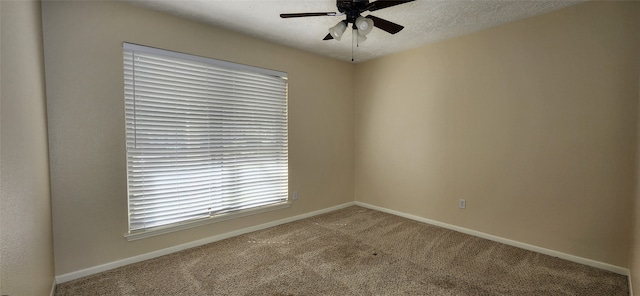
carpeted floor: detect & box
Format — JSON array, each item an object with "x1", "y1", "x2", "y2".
[{"x1": 56, "y1": 206, "x2": 629, "y2": 295}]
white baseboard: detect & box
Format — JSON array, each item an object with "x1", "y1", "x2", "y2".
[
  {"x1": 50, "y1": 278, "x2": 57, "y2": 296},
  {"x1": 56, "y1": 200, "x2": 630, "y2": 285},
  {"x1": 355, "y1": 201, "x2": 629, "y2": 276},
  {"x1": 629, "y1": 271, "x2": 634, "y2": 296},
  {"x1": 55, "y1": 202, "x2": 355, "y2": 284}
]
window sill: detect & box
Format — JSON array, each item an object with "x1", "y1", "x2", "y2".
[{"x1": 124, "y1": 202, "x2": 291, "y2": 241}]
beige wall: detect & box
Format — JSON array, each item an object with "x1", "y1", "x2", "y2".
[
  {"x1": 354, "y1": 1, "x2": 640, "y2": 267},
  {"x1": 42, "y1": 1, "x2": 354, "y2": 275},
  {"x1": 0, "y1": 0, "x2": 56, "y2": 294}
]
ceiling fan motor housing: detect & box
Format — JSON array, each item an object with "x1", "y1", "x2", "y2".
[
  {"x1": 336, "y1": 0, "x2": 370, "y2": 12},
  {"x1": 337, "y1": 0, "x2": 370, "y2": 24}
]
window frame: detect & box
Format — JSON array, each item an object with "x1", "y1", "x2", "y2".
[{"x1": 122, "y1": 43, "x2": 290, "y2": 240}]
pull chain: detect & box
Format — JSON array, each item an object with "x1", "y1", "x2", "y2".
[{"x1": 351, "y1": 28, "x2": 356, "y2": 62}]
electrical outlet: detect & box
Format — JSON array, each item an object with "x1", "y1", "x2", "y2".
[
  {"x1": 459, "y1": 199, "x2": 466, "y2": 209},
  {"x1": 292, "y1": 191, "x2": 299, "y2": 200}
]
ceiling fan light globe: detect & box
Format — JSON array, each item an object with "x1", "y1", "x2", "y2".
[
  {"x1": 329, "y1": 21, "x2": 347, "y2": 41},
  {"x1": 357, "y1": 34, "x2": 367, "y2": 43},
  {"x1": 355, "y1": 17, "x2": 374, "y2": 36}
]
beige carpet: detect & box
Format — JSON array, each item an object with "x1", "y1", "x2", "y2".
[{"x1": 56, "y1": 206, "x2": 628, "y2": 295}]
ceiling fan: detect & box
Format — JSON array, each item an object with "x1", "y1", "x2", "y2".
[{"x1": 280, "y1": 0, "x2": 415, "y2": 42}]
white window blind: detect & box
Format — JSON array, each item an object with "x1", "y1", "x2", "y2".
[{"x1": 123, "y1": 43, "x2": 288, "y2": 235}]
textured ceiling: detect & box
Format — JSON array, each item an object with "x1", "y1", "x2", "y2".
[{"x1": 127, "y1": 0, "x2": 584, "y2": 63}]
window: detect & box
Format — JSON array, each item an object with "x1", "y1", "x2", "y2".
[{"x1": 123, "y1": 43, "x2": 288, "y2": 239}]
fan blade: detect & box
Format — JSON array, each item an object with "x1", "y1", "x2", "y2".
[
  {"x1": 280, "y1": 12, "x2": 337, "y2": 18},
  {"x1": 323, "y1": 33, "x2": 334, "y2": 40},
  {"x1": 365, "y1": 15, "x2": 404, "y2": 34},
  {"x1": 367, "y1": 0, "x2": 415, "y2": 12}
]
